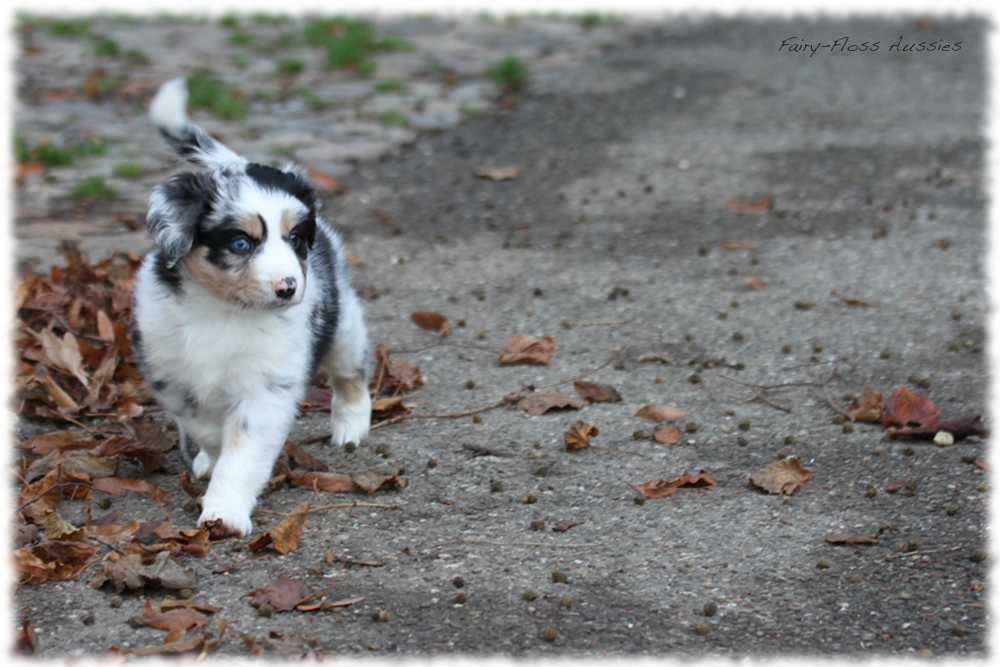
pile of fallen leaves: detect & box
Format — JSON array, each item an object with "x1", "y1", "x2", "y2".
[{"x1": 846, "y1": 384, "x2": 988, "y2": 443}]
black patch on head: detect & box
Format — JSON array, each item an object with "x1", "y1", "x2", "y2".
[
  {"x1": 152, "y1": 251, "x2": 184, "y2": 294},
  {"x1": 196, "y1": 219, "x2": 263, "y2": 269},
  {"x1": 148, "y1": 172, "x2": 218, "y2": 267},
  {"x1": 245, "y1": 163, "x2": 318, "y2": 215},
  {"x1": 288, "y1": 218, "x2": 316, "y2": 260}
]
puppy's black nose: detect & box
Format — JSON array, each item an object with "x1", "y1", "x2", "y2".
[{"x1": 274, "y1": 277, "x2": 297, "y2": 299}]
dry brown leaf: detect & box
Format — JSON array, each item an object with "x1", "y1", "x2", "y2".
[
  {"x1": 141, "y1": 597, "x2": 210, "y2": 643},
  {"x1": 564, "y1": 420, "x2": 598, "y2": 451},
  {"x1": 91, "y1": 476, "x2": 168, "y2": 503},
  {"x1": 410, "y1": 310, "x2": 451, "y2": 336},
  {"x1": 653, "y1": 424, "x2": 682, "y2": 444},
  {"x1": 830, "y1": 290, "x2": 872, "y2": 307},
  {"x1": 14, "y1": 619, "x2": 39, "y2": 656},
  {"x1": 19, "y1": 430, "x2": 97, "y2": 455},
  {"x1": 748, "y1": 457, "x2": 812, "y2": 495},
  {"x1": 370, "y1": 342, "x2": 424, "y2": 395},
  {"x1": 245, "y1": 578, "x2": 312, "y2": 612},
  {"x1": 498, "y1": 335, "x2": 554, "y2": 365},
  {"x1": 474, "y1": 166, "x2": 518, "y2": 180},
  {"x1": 371, "y1": 396, "x2": 411, "y2": 419},
  {"x1": 635, "y1": 470, "x2": 716, "y2": 499},
  {"x1": 242, "y1": 633, "x2": 264, "y2": 658},
  {"x1": 886, "y1": 414, "x2": 989, "y2": 441},
  {"x1": 305, "y1": 167, "x2": 346, "y2": 195},
  {"x1": 552, "y1": 519, "x2": 585, "y2": 532},
  {"x1": 89, "y1": 550, "x2": 198, "y2": 592},
  {"x1": 847, "y1": 386, "x2": 884, "y2": 423},
  {"x1": 573, "y1": 380, "x2": 622, "y2": 403},
  {"x1": 882, "y1": 386, "x2": 941, "y2": 428},
  {"x1": 289, "y1": 470, "x2": 407, "y2": 495},
  {"x1": 745, "y1": 277, "x2": 770, "y2": 289},
  {"x1": 516, "y1": 392, "x2": 585, "y2": 416},
  {"x1": 283, "y1": 441, "x2": 329, "y2": 472},
  {"x1": 634, "y1": 404, "x2": 689, "y2": 421},
  {"x1": 825, "y1": 533, "x2": 878, "y2": 546},
  {"x1": 248, "y1": 501, "x2": 310, "y2": 555},
  {"x1": 725, "y1": 195, "x2": 772, "y2": 214}
]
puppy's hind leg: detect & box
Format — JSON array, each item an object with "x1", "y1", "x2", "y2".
[{"x1": 326, "y1": 291, "x2": 373, "y2": 447}]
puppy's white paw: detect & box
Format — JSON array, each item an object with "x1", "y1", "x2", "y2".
[
  {"x1": 198, "y1": 503, "x2": 253, "y2": 538},
  {"x1": 192, "y1": 451, "x2": 214, "y2": 480},
  {"x1": 331, "y1": 392, "x2": 372, "y2": 446}
]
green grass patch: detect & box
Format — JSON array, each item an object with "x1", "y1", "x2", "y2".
[
  {"x1": 488, "y1": 56, "x2": 529, "y2": 91},
  {"x1": 113, "y1": 162, "x2": 143, "y2": 179},
  {"x1": 379, "y1": 109, "x2": 409, "y2": 127},
  {"x1": 219, "y1": 14, "x2": 240, "y2": 29},
  {"x1": 186, "y1": 71, "x2": 247, "y2": 120},
  {"x1": 275, "y1": 58, "x2": 306, "y2": 76},
  {"x1": 16, "y1": 133, "x2": 108, "y2": 167},
  {"x1": 93, "y1": 36, "x2": 120, "y2": 57},
  {"x1": 227, "y1": 30, "x2": 255, "y2": 46},
  {"x1": 47, "y1": 18, "x2": 93, "y2": 37},
  {"x1": 373, "y1": 79, "x2": 407, "y2": 93},
  {"x1": 252, "y1": 13, "x2": 289, "y2": 25},
  {"x1": 302, "y1": 16, "x2": 411, "y2": 75},
  {"x1": 71, "y1": 176, "x2": 117, "y2": 202}
]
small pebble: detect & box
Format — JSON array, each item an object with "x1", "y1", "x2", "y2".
[
  {"x1": 427, "y1": 457, "x2": 437, "y2": 469},
  {"x1": 945, "y1": 504, "x2": 958, "y2": 516},
  {"x1": 560, "y1": 595, "x2": 572, "y2": 608},
  {"x1": 523, "y1": 491, "x2": 539, "y2": 504},
  {"x1": 898, "y1": 591, "x2": 911, "y2": 601},
  {"x1": 961, "y1": 453, "x2": 978, "y2": 464},
  {"x1": 307, "y1": 636, "x2": 321, "y2": 648},
  {"x1": 375, "y1": 443, "x2": 390, "y2": 457},
  {"x1": 110, "y1": 595, "x2": 123, "y2": 609},
  {"x1": 491, "y1": 480, "x2": 505, "y2": 493},
  {"x1": 81, "y1": 611, "x2": 95, "y2": 626},
  {"x1": 737, "y1": 436, "x2": 749, "y2": 447},
  {"x1": 951, "y1": 624, "x2": 968, "y2": 637},
  {"x1": 684, "y1": 422, "x2": 699, "y2": 434},
  {"x1": 454, "y1": 593, "x2": 467, "y2": 604},
  {"x1": 850, "y1": 573, "x2": 863, "y2": 583},
  {"x1": 258, "y1": 603, "x2": 275, "y2": 618},
  {"x1": 523, "y1": 588, "x2": 537, "y2": 601},
  {"x1": 178, "y1": 588, "x2": 193, "y2": 600},
  {"x1": 633, "y1": 429, "x2": 648, "y2": 440},
  {"x1": 465, "y1": 379, "x2": 476, "y2": 389},
  {"x1": 880, "y1": 348, "x2": 892, "y2": 359},
  {"x1": 732, "y1": 331, "x2": 744, "y2": 341},
  {"x1": 970, "y1": 549, "x2": 987, "y2": 563},
  {"x1": 812, "y1": 343, "x2": 824, "y2": 353},
  {"x1": 473, "y1": 414, "x2": 483, "y2": 424},
  {"x1": 865, "y1": 485, "x2": 877, "y2": 498},
  {"x1": 453, "y1": 576, "x2": 465, "y2": 588},
  {"x1": 776, "y1": 448, "x2": 788, "y2": 459},
  {"x1": 97, "y1": 498, "x2": 112, "y2": 510},
  {"x1": 901, "y1": 446, "x2": 915, "y2": 456},
  {"x1": 530, "y1": 520, "x2": 545, "y2": 531},
  {"x1": 717, "y1": 310, "x2": 728, "y2": 319},
  {"x1": 816, "y1": 558, "x2": 830, "y2": 569},
  {"x1": 781, "y1": 344, "x2": 792, "y2": 354},
  {"x1": 933, "y1": 431, "x2": 954, "y2": 447},
  {"x1": 738, "y1": 420, "x2": 751, "y2": 431},
  {"x1": 344, "y1": 441, "x2": 357, "y2": 453},
  {"x1": 689, "y1": 373, "x2": 702, "y2": 384},
  {"x1": 977, "y1": 482, "x2": 988, "y2": 492},
  {"x1": 694, "y1": 623, "x2": 711, "y2": 636},
  {"x1": 842, "y1": 423, "x2": 854, "y2": 434},
  {"x1": 542, "y1": 626, "x2": 558, "y2": 642},
  {"x1": 703, "y1": 601, "x2": 718, "y2": 617},
  {"x1": 552, "y1": 570, "x2": 568, "y2": 583},
  {"x1": 634, "y1": 494, "x2": 647, "y2": 505}
]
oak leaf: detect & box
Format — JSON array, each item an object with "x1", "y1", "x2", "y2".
[
  {"x1": 847, "y1": 386, "x2": 884, "y2": 423},
  {"x1": 564, "y1": 420, "x2": 598, "y2": 451},
  {"x1": 411, "y1": 310, "x2": 451, "y2": 336},
  {"x1": 244, "y1": 578, "x2": 311, "y2": 612},
  {"x1": 248, "y1": 501, "x2": 310, "y2": 555},
  {"x1": 371, "y1": 396, "x2": 411, "y2": 419},
  {"x1": 635, "y1": 404, "x2": 689, "y2": 421},
  {"x1": 573, "y1": 380, "x2": 621, "y2": 403},
  {"x1": 517, "y1": 392, "x2": 585, "y2": 416},
  {"x1": 748, "y1": 457, "x2": 811, "y2": 495},
  {"x1": 635, "y1": 470, "x2": 716, "y2": 499},
  {"x1": 653, "y1": 425, "x2": 682, "y2": 444},
  {"x1": 141, "y1": 597, "x2": 210, "y2": 643},
  {"x1": 498, "y1": 335, "x2": 554, "y2": 365},
  {"x1": 882, "y1": 386, "x2": 941, "y2": 428},
  {"x1": 886, "y1": 414, "x2": 989, "y2": 441}
]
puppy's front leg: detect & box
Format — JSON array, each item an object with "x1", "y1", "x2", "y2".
[{"x1": 198, "y1": 397, "x2": 297, "y2": 537}]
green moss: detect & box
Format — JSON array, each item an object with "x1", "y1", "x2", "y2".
[
  {"x1": 227, "y1": 30, "x2": 254, "y2": 47},
  {"x1": 379, "y1": 109, "x2": 409, "y2": 127},
  {"x1": 374, "y1": 79, "x2": 407, "y2": 93},
  {"x1": 488, "y1": 56, "x2": 529, "y2": 91},
  {"x1": 93, "y1": 36, "x2": 120, "y2": 56},
  {"x1": 187, "y1": 71, "x2": 247, "y2": 120},
  {"x1": 276, "y1": 58, "x2": 306, "y2": 76},
  {"x1": 71, "y1": 176, "x2": 117, "y2": 202},
  {"x1": 113, "y1": 162, "x2": 143, "y2": 179}
]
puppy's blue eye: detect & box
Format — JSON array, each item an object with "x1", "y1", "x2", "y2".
[{"x1": 230, "y1": 237, "x2": 252, "y2": 253}]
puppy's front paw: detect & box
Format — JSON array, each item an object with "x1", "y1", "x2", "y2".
[
  {"x1": 331, "y1": 392, "x2": 372, "y2": 446},
  {"x1": 199, "y1": 505, "x2": 253, "y2": 538}
]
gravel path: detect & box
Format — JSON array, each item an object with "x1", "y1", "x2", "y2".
[{"x1": 11, "y1": 13, "x2": 989, "y2": 659}]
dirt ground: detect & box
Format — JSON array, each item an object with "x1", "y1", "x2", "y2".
[{"x1": 9, "y1": 13, "x2": 990, "y2": 659}]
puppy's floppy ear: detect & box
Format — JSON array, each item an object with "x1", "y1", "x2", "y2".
[{"x1": 147, "y1": 172, "x2": 216, "y2": 268}]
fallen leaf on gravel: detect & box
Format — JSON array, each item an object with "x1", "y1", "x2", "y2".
[
  {"x1": 725, "y1": 195, "x2": 772, "y2": 214},
  {"x1": 305, "y1": 167, "x2": 346, "y2": 195},
  {"x1": 245, "y1": 578, "x2": 311, "y2": 612},
  {"x1": 886, "y1": 414, "x2": 989, "y2": 441},
  {"x1": 370, "y1": 342, "x2": 424, "y2": 396},
  {"x1": 179, "y1": 472, "x2": 206, "y2": 500},
  {"x1": 371, "y1": 396, "x2": 411, "y2": 419},
  {"x1": 141, "y1": 597, "x2": 210, "y2": 643},
  {"x1": 248, "y1": 501, "x2": 310, "y2": 555},
  {"x1": 15, "y1": 540, "x2": 98, "y2": 583},
  {"x1": 635, "y1": 470, "x2": 716, "y2": 499},
  {"x1": 14, "y1": 619, "x2": 39, "y2": 655},
  {"x1": 882, "y1": 386, "x2": 941, "y2": 428},
  {"x1": 635, "y1": 404, "x2": 689, "y2": 421},
  {"x1": 19, "y1": 430, "x2": 97, "y2": 455},
  {"x1": 284, "y1": 441, "x2": 329, "y2": 472},
  {"x1": 91, "y1": 476, "x2": 168, "y2": 504},
  {"x1": 517, "y1": 391, "x2": 585, "y2": 415},
  {"x1": 90, "y1": 435, "x2": 166, "y2": 473},
  {"x1": 299, "y1": 385, "x2": 332, "y2": 411},
  {"x1": 410, "y1": 310, "x2": 451, "y2": 336},
  {"x1": 564, "y1": 420, "x2": 599, "y2": 451},
  {"x1": 242, "y1": 633, "x2": 264, "y2": 658},
  {"x1": 289, "y1": 470, "x2": 407, "y2": 494},
  {"x1": 721, "y1": 241, "x2": 759, "y2": 249},
  {"x1": 975, "y1": 458, "x2": 989, "y2": 471},
  {"x1": 89, "y1": 550, "x2": 197, "y2": 592},
  {"x1": 498, "y1": 335, "x2": 554, "y2": 365},
  {"x1": 830, "y1": 290, "x2": 872, "y2": 307},
  {"x1": 885, "y1": 479, "x2": 904, "y2": 493},
  {"x1": 825, "y1": 533, "x2": 878, "y2": 546},
  {"x1": 85, "y1": 520, "x2": 141, "y2": 545},
  {"x1": 745, "y1": 277, "x2": 770, "y2": 289},
  {"x1": 653, "y1": 425, "x2": 682, "y2": 444},
  {"x1": 474, "y1": 166, "x2": 518, "y2": 180},
  {"x1": 552, "y1": 520, "x2": 585, "y2": 532},
  {"x1": 847, "y1": 386, "x2": 884, "y2": 423},
  {"x1": 748, "y1": 457, "x2": 811, "y2": 495},
  {"x1": 573, "y1": 380, "x2": 621, "y2": 403}
]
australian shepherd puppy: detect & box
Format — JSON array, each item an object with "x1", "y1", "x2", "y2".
[{"x1": 132, "y1": 79, "x2": 373, "y2": 537}]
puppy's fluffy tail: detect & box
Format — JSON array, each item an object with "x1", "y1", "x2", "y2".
[{"x1": 149, "y1": 78, "x2": 245, "y2": 170}]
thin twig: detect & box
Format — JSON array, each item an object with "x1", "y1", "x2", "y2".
[
  {"x1": 823, "y1": 368, "x2": 853, "y2": 421},
  {"x1": 532, "y1": 347, "x2": 625, "y2": 390},
  {"x1": 91, "y1": 536, "x2": 128, "y2": 556},
  {"x1": 458, "y1": 538, "x2": 600, "y2": 548},
  {"x1": 390, "y1": 342, "x2": 501, "y2": 355},
  {"x1": 212, "y1": 554, "x2": 272, "y2": 574},
  {"x1": 253, "y1": 501, "x2": 401, "y2": 515},
  {"x1": 13, "y1": 481, "x2": 93, "y2": 514},
  {"x1": 883, "y1": 544, "x2": 966, "y2": 561}
]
